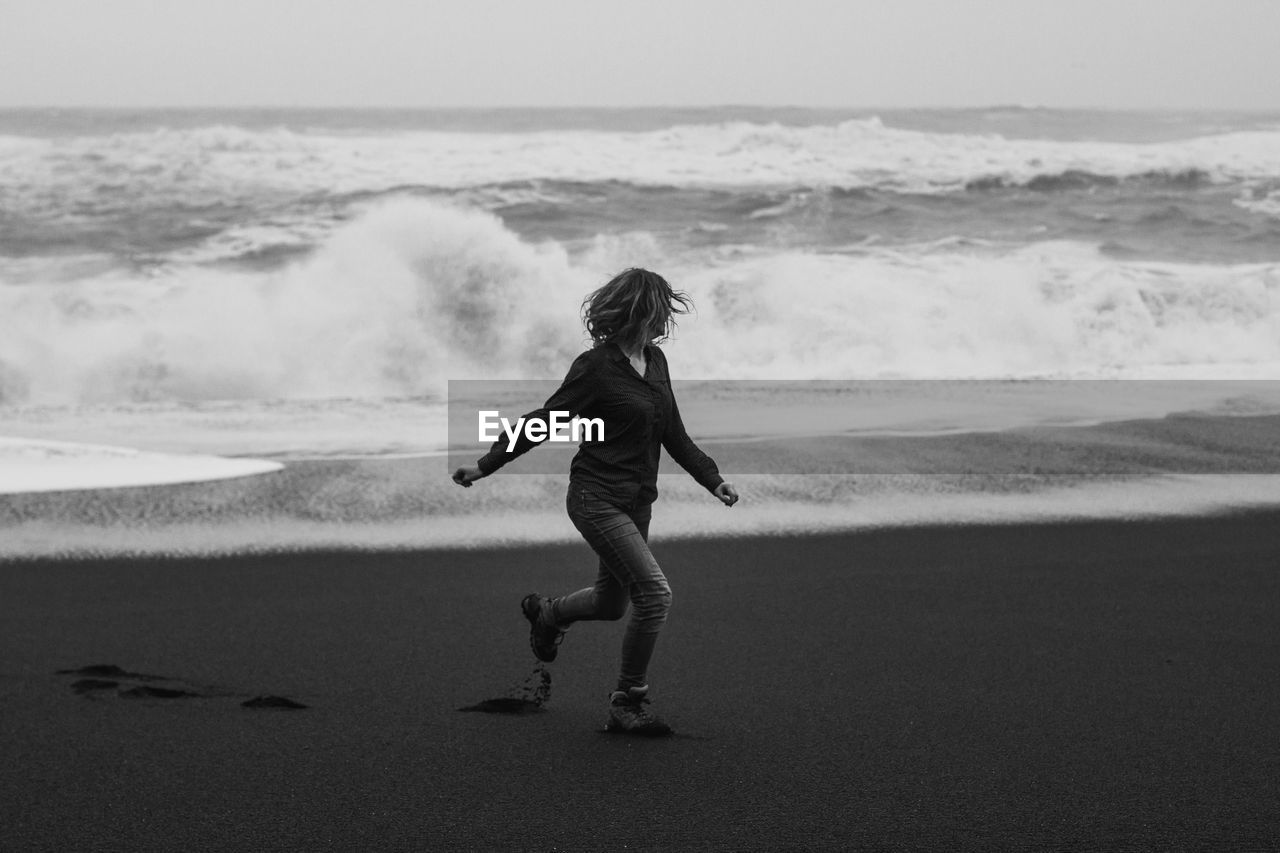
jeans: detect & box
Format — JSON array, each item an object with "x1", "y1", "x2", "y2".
[{"x1": 553, "y1": 484, "x2": 673, "y2": 691}]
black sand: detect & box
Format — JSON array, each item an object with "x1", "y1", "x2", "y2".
[{"x1": 2, "y1": 513, "x2": 1279, "y2": 850}]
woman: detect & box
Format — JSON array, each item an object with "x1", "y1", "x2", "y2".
[{"x1": 452, "y1": 268, "x2": 738, "y2": 736}]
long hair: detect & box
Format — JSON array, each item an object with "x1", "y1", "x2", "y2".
[{"x1": 582, "y1": 268, "x2": 693, "y2": 350}]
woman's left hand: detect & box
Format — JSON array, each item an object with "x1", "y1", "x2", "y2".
[{"x1": 714, "y1": 482, "x2": 739, "y2": 507}]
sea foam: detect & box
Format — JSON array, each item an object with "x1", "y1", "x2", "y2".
[
  {"x1": 0, "y1": 437, "x2": 280, "y2": 494},
  {"x1": 5, "y1": 120, "x2": 1280, "y2": 210},
  {"x1": 2, "y1": 198, "x2": 1280, "y2": 407}
]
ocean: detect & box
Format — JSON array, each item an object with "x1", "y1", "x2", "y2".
[{"x1": 3, "y1": 107, "x2": 1280, "y2": 542}]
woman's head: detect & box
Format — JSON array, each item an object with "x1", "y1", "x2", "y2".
[{"x1": 582, "y1": 268, "x2": 693, "y2": 350}]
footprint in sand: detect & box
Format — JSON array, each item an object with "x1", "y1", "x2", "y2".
[
  {"x1": 241, "y1": 695, "x2": 309, "y2": 709},
  {"x1": 459, "y1": 663, "x2": 552, "y2": 715},
  {"x1": 70, "y1": 678, "x2": 121, "y2": 694},
  {"x1": 58, "y1": 664, "x2": 164, "y2": 681},
  {"x1": 119, "y1": 685, "x2": 202, "y2": 699},
  {"x1": 55, "y1": 664, "x2": 307, "y2": 709}
]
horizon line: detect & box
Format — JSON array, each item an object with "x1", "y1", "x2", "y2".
[{"x1": 3, "y1": 103, "x2": 1279, "y2": 114}]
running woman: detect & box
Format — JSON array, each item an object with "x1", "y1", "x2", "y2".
[{"x1": 452, "y1": 268, "x2": 738, "y2": 735}]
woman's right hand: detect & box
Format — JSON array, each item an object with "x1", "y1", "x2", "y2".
[{"x1": 452, "y1": 465, "x2": 486, "y2": 487}]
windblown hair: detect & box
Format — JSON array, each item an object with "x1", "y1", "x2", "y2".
[{"x1": 582, "y1": 268, "x2": 693, "y2": 349}]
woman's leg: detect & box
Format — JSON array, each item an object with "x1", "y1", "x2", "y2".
[
  {"x1": 552, "y1": 559, "x2": 628, "y2": 624},
  {"x1": 554, "y1": 501, "x2": 651, "y2": 624},
  {"x1": 562, "y1": 489, "x2": 670, "y2": 691}
]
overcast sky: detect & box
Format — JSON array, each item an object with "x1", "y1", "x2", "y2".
[{"x1": 3, "y1": 0, "x2": 1277, "y2": 109}]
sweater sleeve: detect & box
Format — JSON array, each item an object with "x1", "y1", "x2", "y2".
[
  {"x1": 659, "y1": 360, "x2": 724, "y2": 495},
  {"x1": 475, "y1": 350, "x2": 596, "y2": 475}
]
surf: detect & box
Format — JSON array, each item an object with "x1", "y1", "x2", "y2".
[{"x1": 3, "y1": 199, "x2": 1280, "y2": 410}]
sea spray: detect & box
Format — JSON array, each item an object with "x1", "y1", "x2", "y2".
[
  {"x1": 3, "y1": 200, "x2": 1280, "y2": 407},
  {"x1": 670, "y1": 244, "x2": 1280, "y2": 379},
  {"x1": 7, "y1": 119, "x2": 1280, "y2": 204},
  {"x1": 0, "y1": 199, "x2": 589, "y2": 404}
]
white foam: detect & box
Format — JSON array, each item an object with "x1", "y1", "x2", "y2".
[
  {"x1": 3, "y1": 200, "x2": 1280, "y2": 408},
  {"x1": 668, "y1": 243, "x2": 1280, "y2": 380},
  {"x1": 0, "y1": 199, "x2": 590, "y2": 405},
  {"x1": 1235, "y1": 185, "x2": 1280, "y2": 219},
  {"x1": 5, "y1": 121, "x2": 1280, "y2": 201},
  {"x1": 0, "y1": 437, "x2": 282, "y2": 494},
  {"x1": 4, "y1": 474, "x2": 1279, "y2": 558}
]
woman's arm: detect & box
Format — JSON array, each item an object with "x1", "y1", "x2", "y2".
[
  {"x1": 460, "y1": 350, "x2": 597, "y2": 482},
  {"x1": 661, "y1": 390, "x2": 723, "y2": 493},
  {"x1": 657, "y1": 353, "x2": 737, "y2": 505}
]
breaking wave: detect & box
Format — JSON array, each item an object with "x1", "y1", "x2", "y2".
[
  {"x1": 2, "y1": 198, "x2": 1280, "y2": 406},
  {"x1": 4, "y1": 119, "x2": 1280, "y2": 206}
]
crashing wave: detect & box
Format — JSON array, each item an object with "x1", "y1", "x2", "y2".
[{"x1": 2, "y1": 198, "x2": 1279, "y2": 406}]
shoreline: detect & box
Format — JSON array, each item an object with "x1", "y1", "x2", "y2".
[
  {"x1": 4, "y1": 474, "x2": 1280, "y2": 561},
  {"x1": 3, "y1": 411, "x2": 1280, "y2": 559},
  {"x1": 3, "y1": 495, "x2": 1280, "y2": 562}
]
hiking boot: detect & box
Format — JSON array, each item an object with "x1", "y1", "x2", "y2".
[
  {"x1": 521, "y1": 593, "x2": 565, "y2": 663},
  {"x1": 606, "y1": 684, "x2": 673, "y2": 736}
]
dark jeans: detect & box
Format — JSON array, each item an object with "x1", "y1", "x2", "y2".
[{"x1": 554, "y1": 484, "x2": 673, "y2": 691}]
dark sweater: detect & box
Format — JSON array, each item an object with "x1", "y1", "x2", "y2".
[{"x1": 476, "y1": 341, "x2": 723, "y2": 506}]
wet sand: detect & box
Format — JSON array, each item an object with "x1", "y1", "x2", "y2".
[
  {"x1": 3, "y1": 513, "x2": 1279, "y2": 850},
  {"x1": 5, "y1": 412, "x2": 1280, "y2": 558}
]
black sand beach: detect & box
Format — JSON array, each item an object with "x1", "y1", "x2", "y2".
[
  {"x1": 3, "y1": 512, "x2": 1279, "y2": 851},
  {"x1": 8, "y1": 95, "x2": 1280, "y2": 853}
]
